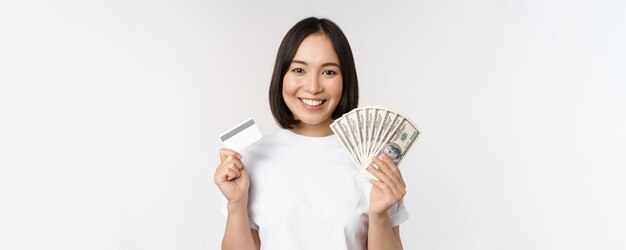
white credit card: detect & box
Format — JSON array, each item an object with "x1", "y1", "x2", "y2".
[{"x1": 219, "y1": 118, "x2": 263, "y2": 152}]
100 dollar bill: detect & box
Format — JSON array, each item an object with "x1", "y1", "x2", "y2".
[{"x1": 331, "y1": 106, "x2": 420, "y2": 181}]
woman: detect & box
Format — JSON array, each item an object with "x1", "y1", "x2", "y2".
[{"x1": 214, "y1": 17, "x2": 408, "y2": 250}]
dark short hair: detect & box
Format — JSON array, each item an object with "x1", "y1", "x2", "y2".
[{"x1": 269, "y1": 17, "x2": 359, "y2": 129}]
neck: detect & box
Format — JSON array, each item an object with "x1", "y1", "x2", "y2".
[{"x1": 289, "y1": 120, "x2": 334, "y2": 137}]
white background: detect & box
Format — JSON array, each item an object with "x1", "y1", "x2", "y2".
[{"x1": 1, "y1": 0, "x2": 625, "y2": 249}]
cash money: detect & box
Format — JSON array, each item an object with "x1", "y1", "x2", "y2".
[{"x1": 331, "y1": 106, "x2": 420, "y2": 181}]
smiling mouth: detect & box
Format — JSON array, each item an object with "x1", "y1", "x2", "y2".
[{"x1": 299, "y1": 98, "x2": 326, "y2": 107}]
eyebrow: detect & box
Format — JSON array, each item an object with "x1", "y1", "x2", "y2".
[{"x1": 291, "y1": 60, "x2": 341, "y2": 68}]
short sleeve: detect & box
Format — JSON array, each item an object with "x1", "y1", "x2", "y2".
[
  {"x1": 219, "y1": 195, "x2": 259, "y2": 230},
  {"x1": 387, "y1": 198, "x2": 409, "y2": 226}
]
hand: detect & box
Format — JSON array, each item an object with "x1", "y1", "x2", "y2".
[
  {"x1": 214, "y1": 148, "x2": 250, "y2": 204},
  {"x1": 367, "y1": 153, "x2": 407, "y2": 216}
]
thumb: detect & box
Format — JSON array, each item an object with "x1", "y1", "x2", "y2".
[{"x1": 240, "y1": 165, "x2": 249, "y2": 178}]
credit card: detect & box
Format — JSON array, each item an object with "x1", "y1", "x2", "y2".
[{"x1": 219, "y1": 118, "x2": 263, "y2": 152}]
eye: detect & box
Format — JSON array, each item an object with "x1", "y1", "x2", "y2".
[
  {"x1": 291, "y1": 68, "x2": 304, "y2": 73},
  {"x1": 322, "y1": 70, "x2": 337, "y2": 75}
]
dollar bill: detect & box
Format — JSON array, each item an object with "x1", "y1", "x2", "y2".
[
  {"x1": 373, "y1": 117, "x2": 419, "y2": 165},
  {"x1": 345, "y1": 111, "x2": 363, "y2": 160},
  {"x1": 368, "y1": 108, "x2": 383, "y2": 157},
  {"x1": 364, "y1": 108, "x2": 375, "y2": 160},
  {"x1": 355, "y1": 109, "x2": 366, "y2": 158},
  {"x1": 330, "y1": 121, "x2": 362, "y2": 170},
  {"x1": 331, "y1": 106, "x2": 420, "y2": 180}
]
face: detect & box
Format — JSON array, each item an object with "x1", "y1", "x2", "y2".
[
  {"x1": 282, "y1": 33, "x2": 343, "y2": 129},
  {"x1": 383, "y1": 144, "x2": 401, "y2": 162}
]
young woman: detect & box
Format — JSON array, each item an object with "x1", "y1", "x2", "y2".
[{"x1": 214, "y1": 17, "x2": 408, "y2": 250}]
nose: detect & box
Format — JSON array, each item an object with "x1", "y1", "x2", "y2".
[{"x1": 304, "y1": 75, "x2": 323, "y2": 94}]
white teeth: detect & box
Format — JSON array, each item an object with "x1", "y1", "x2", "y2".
[{"x1": 300, "y1": 98, "x2": 324, "y2": 106}]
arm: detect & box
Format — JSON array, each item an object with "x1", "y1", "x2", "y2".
[
  {"x1": 221, "y1": 202, "x2": 259, "y2": 250},
  {"x1": 214, "y1": 149, "x2": 261, "y2": 250},
  {"x1": 252, "y1": 229, "x2": 260, "y2": 249},
  {"x1": 366, "y1": 153, "x2": 407, "y2": 250},
  {"x1": 368, "y1": 216, "x2": 403, "y2": 250}
]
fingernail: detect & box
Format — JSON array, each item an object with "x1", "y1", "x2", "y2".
[{"x1": 369, "y1": 164, "x2": 378, "y2": 172}]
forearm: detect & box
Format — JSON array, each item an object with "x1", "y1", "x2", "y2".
[
  {"x1": 367, "y1": 212, "x2": 402, "y2": 250},
  {"x1": 222, "y1": 202, "x2": 256, "y2": 250}
]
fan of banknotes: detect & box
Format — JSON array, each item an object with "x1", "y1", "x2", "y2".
[{"x1": 330, "y1": 106, "x2": 420, "y2": 180}]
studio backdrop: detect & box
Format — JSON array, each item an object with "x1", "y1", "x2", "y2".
[{"x1": 0, "y1": 0, "x2": 624, "y2": 250}]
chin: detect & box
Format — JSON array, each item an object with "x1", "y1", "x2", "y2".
[{"x1": 297, "y1": 116, "x2": 331, "y2": 126}]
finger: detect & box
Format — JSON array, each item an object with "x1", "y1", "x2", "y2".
[
  {"x1": 369, "y1": 179, "x2": 393, "y2": 195},
  {"x1": 379, "y1": 153, "x2": 406, "y2": 188},
  {"x1": 373, "y1": 155, "x2": 401, "y2": 184},
  {"x1": 219, "y1": 148, "x2": 242, "y2": 161},
  {"x1": 373, "y1": 156, "x2": 406, "y2": 198},
  {"x1": 222, "y1": 155, "x2": 244, "y2": 170},
  {"x1": 367, "y1": 164, "x2": 400, "y2": 197},
  {"x1": 239, "y1": 165, "x2": 249, "y2": 176},
  {"x1": 369, "y1": 163, "x2": 406, "y2": 200},
  {"x1": 224, "y1": 161, "x2": 249, "y2": 178},
  {"x1": 215, "y1": 167, "x2": 240, "y2": 182},
  {"x1": 372, "y1": 156, "x2": 403, "y2": 191},
  {"x1": 224, "y1": 163, "x2": 242, "y2": 177},
  {"x1": 379, "y1": 153, "x2": 400, "y2": 175},
  {"x1": 225, "y1": 168, "x2": 241, "y2": 181},
  {"x1": 379, "y1": 155, "x2": 407, "y2": 197}
]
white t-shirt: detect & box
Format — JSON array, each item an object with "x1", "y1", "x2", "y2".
[{"x1": 220, "y1": 129, "x2": 408, "y2": 250}]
